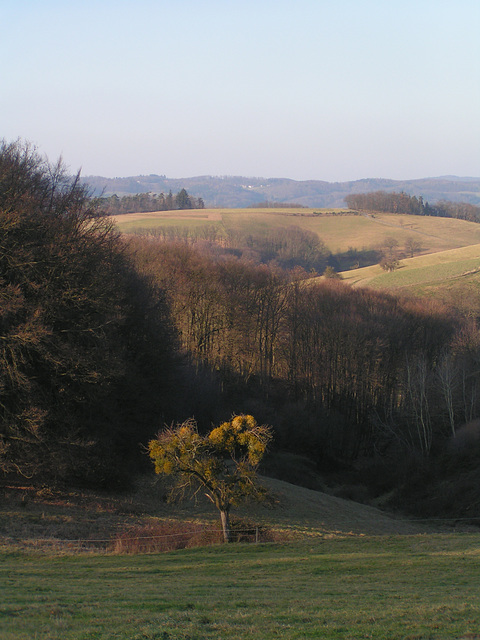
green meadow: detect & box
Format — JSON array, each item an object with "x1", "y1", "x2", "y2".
[
  {"x1": 339, "y1": 243, "x2": 480, "y2": 298},
  {"x1": 2, "y1": 534, "x2": 480, "y2": 640}
]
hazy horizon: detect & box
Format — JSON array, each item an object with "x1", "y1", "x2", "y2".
[
  {"x1": 81, "y1": 172, "x2": 480, "y2": 182},
  {"x1": 2, "y1": 1, "x2": 479, "y2": 183}
]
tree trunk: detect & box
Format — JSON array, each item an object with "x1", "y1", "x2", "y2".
[{"x1": 220, "y1": 510, "x2": 231, "y2": 543}]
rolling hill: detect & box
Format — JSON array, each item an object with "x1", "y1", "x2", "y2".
[
  {"x1": 83, "y1": 174, "x2": 480, "y2": 208},
  {"x1": 113, "y1": 208, "x2": 480, "y2": 309},
  {"x1": 0, "y1": 473, "x2": 434, "y2": 554},
  {"x1": 339, "y1": 244, "x2": 480, "y2": 289},
  {"x1": 113, "y1": 208, "x2": 480, "y2": 254},
  {"x1": 334, "y1": 243, "x2": 480, "y2": 315}
]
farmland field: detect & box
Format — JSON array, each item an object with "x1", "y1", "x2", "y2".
[
  {"x1": 113, "y1": 207, "x2": 480, "y2": 304},
  {"x1": 339, "y1": 243, "x2": 480, "y2": 286},
  {"x1": 113, "y1": 209, "x2": 480, "y2": 255},
  {"x1": 2, "y1": 477, "x2": 477, "y2": 639},
  {"x1": 2, "y1": 534, "x2": 480, "y2": 639}
]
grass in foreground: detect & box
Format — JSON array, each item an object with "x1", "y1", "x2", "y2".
[{"x1": 2, "y1": 534, "x2": 480, "y2": 639}]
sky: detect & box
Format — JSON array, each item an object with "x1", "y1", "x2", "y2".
[{"x1": 1, "y1": 0, "x2": 479, "y2": 182}]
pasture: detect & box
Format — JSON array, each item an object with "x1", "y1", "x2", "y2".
[
  {"x1": 2, "y1": 534, "x2": 480, "y2": 639},
  {"x1": 342, "y1": 244, "x2": 480, "y2": 294},
  {"x1": 2, "y1": 477, "x2": 479, "y2": 639},
  {"x1": 113, "y1": 207, "x2": 480, "y2": 305},
  {"x1": 113, "y1": 208, "x2": 480, "y2": 255}
]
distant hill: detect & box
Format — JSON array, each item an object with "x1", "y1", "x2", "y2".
[{"x1": 82, "y1": 174, "x2": 480, "y2": 208}]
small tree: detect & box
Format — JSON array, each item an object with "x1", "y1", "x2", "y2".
[
  {"x1": 405, "y1": 236, "x2": 422, "y2": 258},
  {"x1": 380, "y1": 257, "x2": 400, "y2": 272},
  {"x1": 323, "y1": 266, "x2": 342, "y2": 279},
  {"x1": 382, "y1": 236, "x2": 399, "y2": 258},
  {"x1": 148, "y1": 415, "x2": 272, "y2": 542}
]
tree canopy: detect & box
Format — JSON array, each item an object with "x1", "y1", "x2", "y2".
[
  {"x1": 148, "y1": 415, "x2": 272, "y2": 542},
  {"x1": 0, "y1": 140, "x2": 177, "y2": 486},
  {"x1": 345, "y1": 190, "x2": 480, "y2": 223},
  {"x1": 95, "y1": 188, "x2": 204, "y2": 215}
]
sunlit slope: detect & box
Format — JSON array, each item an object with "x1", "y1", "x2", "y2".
[
  {"x1": 339, "y1": 243, "x2": 480, "y2": 292},
  {"x1": 113, "y1": 209, "x2": 480, "y2": 255},
  {"x1": 297, "y1": 212, "x2": 480, "y2": 254}
]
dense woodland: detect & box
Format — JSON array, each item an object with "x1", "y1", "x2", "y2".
[
  {"x1": 346, "y1": 190, "x2": 480, "y2": 223},
  {"x1": 129, "y1": 237, "x2": 476, "y2": 458},
  {"x1": 2, "y1": 140, "x2": 480, "y2": 517},
  {"x1": 129, "y1": 234, "x2": 480, "y2": 515},
  {"x1": 138, "y1": 223, "x2": 331, "y2": 273},
  {"x1": 0, "y1": 141, "x2": 177, "y2": 486},
  {"x1": 95, "y1": 189, "x2": 205, "y2": 215}
]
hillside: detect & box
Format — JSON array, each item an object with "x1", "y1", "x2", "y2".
[
  {"x1": 0, "y1": 475, "x2": 434, "y2": 553},
  {"x1": 335, "y1": 243, "x2": 480, "y2": 312},
  {"x1": 113, "y1": 209, "x2": 480, "y2": 301},
  {"x1": 113, "y1": 208, "x2": 480, "y2": 253},
  {"x1": 83, "y1": 174, "x2": 480, "y2": 208}
]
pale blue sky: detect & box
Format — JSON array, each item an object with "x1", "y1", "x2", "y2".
[{"x1": 1, "y1": 0, "x2": 479, "y2": 181}]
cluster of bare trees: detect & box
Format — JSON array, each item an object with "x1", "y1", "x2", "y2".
[
  {"x1": 135, "y1": 223, "x2": 330, "y2": 273},
  {"x1": 346, "y1": 190, "x2": 480, "y2": 223},
  {"x1": 0, "y1": 141, "x2": 177, "y2": 485},
  {"x1": 433, "y1": 200, "x2": 480, "y2": 223},
  {"x1": 129, "y1": 237, "x2": 480, "y2": 464},
  {"x1": 346, "y1": 191, "x2": 428, "y2": 214}
]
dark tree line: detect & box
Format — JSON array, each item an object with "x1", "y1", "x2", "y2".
[
  {"x1": 346, "y1": 191, "x2": 480, "y2": 223},
  {"x1": 0, "y1": 141, "x2": 177, "y2": 486},
  {"x1": 128, "y1": 237, "x2": 480, "y2": 466},
  {"x1": 95, "y1": 188, "x2": 205, "y2": 215}
]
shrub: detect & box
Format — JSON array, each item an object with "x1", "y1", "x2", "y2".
[
  {"x1": 111, "y1": 518, "x2": 278, "y2": 553},
  {"x1": 380, "y1": 257, "x2": 400, "y2": 271},
  {"x1": 111, "y1": 520, "x2": 223, "y2": 554},
  {"x1": 323, "y1": 266, "x2": 342, "y2": 279},
  {"x1": 229, "y1": 517, "x2": 276, "y2": 543}
]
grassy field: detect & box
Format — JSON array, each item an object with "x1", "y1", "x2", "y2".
[
  {"x1": 114, "y1": 208, "x2": 480, "y2": 304},
  {"x1": 113, "y1": 209, "x2": 480, "y2": 256},
  {"x1": 0, "y1": 475, "x2": 428, "y2": 554},
  {"x1": 2, "y1": 476, "x2": 476, "y2": 639},
  {"x1": 2, "y1": 534, "x2": 480, "y2": 639},
  {"x1": 336, "y1": 242, "x2": 480, "y2": 305}
]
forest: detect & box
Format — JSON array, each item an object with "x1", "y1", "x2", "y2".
[
  {"x1": 137, "y1": 221, "x2": 331, "y2": 273},
  {"x1": 95, "y1": 189, "x2": 205, "y2": 215},
  {"x1": 0, "y1": 141, "x2": 178, "y2": 486},
  {"x1": 129, "y1": 237, "x2": 477, "y2": 457},
  {"x1": 2, "y1": 140, "x2": 480, "y2": 518},
  {"x1": 346, "y1": 190, "x2": 480, "y2": 223}
]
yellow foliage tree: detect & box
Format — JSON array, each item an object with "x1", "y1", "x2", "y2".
[{"x1": 148, "y1": 415, "x2": 272, "y2": 542}]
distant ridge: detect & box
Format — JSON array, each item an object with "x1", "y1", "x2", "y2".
[{"x1": 82, "y1": 174, "x2": 480, "y2": 208}]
